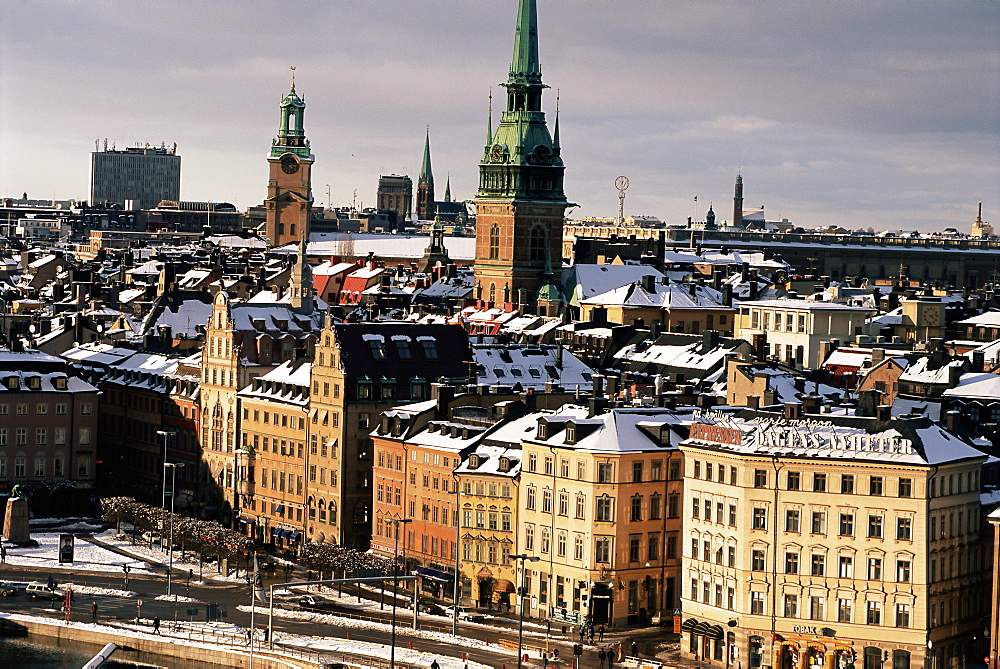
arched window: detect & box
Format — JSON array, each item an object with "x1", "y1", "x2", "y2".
[
  {"x1": 318, "y1": 499, "x2": 326, "y2": 522},
  {"x1": 489, "y1": 284, "x2": 497, "y2": 304},
  {"x1": 530, "y1": 226, "x2": 546, "y2": 261},
  {"x1": 489, "y1": 224, "x2": 500, "y2": 259}
]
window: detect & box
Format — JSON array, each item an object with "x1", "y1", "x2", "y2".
[
  {"x1": 837, "y1": 598, "x2": 852, "y2": 623},
  {"x1": 541, "y1": 489, "x2": 552, "y2": 513},
  {"x1": 866, "y1": 601, "x2": 881, "y2": 625},
  {"x1": 705, "y1": 463, "x2": 713, "y2": 480},
  {"x1": 752, "y1": 550, "x2": 765, "y2": 571},
  {"x1": 838, "y1": 555, "x2": 854, "y2": 578},
  {"x1": 813, "y1": 473, "x2": 827, "y2": 492},
  {"x1": 630, "y1": 495, "x2": 642, "y2": 521},
  {"x1": 34, "y1": 456, "x2": 45, "y2": 478},
  {"x1": 868, "y1": 515, "x2": 883, "y2": 538},
  {"x1": 785, "y1": 509, "x2": 801, "y2": 533},
  {"x1": 896, "y1": 517, "x2": 912, "y2": 540},
  {"x1": 730, "y1": 466, "x2": 737, "y2": 486},
  {"x1": 574, "y1": 536, "x2": 584, "y2": 561},
  {"x1": 896, "y1": 560, "x2": 911, "y2": 582},
  {"x1": 693, "y1": 461, "x2": 701, "y2": 478},
  {"x1": 597, "y1": 462, "x2": 613, "y2": 483},
  {"x1": 841, "y1": 474, "x2": 854, "y2": 494},
  {"x1": 869, "y1": 476, "x2": 883, "y2": 496},
  {"x1": 526, "y1": 486, "x2": 536, "y2": 510},
  {"x1": 754, "y1": 469, "x2": 767, "y2": 488},
  {"x1": 668, "y1": 494, "x2": 679, "y2": 518},
  {"x1": 14, "y1": 456, "x2": 25, "y2": 479},
  {"x1": 394, "y1": 339, "x2": 411, "y2": 359},
  {"x1": 651, "y1": 460, "x2": 662, "y2": 481},
  {"x1": 787, "y1": 471, "x2": 800, "y2": 490},
  {"x1": 867, "y1": 557, "x2": 882, "y2": 580},
  {"x1": 525, "y1": 525, "x2": 534, "y2": 550},
  {"x1": 528, "y1": 453, "x2": 537, "y2": 472},
  {"x1": 898, "y1": 478, "x2": 912, "y2": 497},
  {"x1": 647, "y1": 533, "x2": 659, "y2": 561},
  {"x1": 810, "y1": 554, "x2": 825, "y2": 576},
  {"x1": 728, "y1": 546, "x2": 735, "y2": 567},
  {"x1": 368, "y1": 340, "x2": 386, "y2": 359},
  {"x1": 785, "y1": 552, "x2": 799, "y2": 574},
  {"x1": 649, "y1": 494, "x2": 661, "y2": 520},
  {"x1": 632, "y1": 461, "x2": 643, "y2": 483},
  {"x1": 752, "y1": 508, "x2": 767, "y2": 530},
  {"x1": 811, "y1": 511, "x2": 826, "y2": 534},
  {"x1": 810, "y1": 596, "x2": 825, "y2": 621},
  {"x1": 839, "y1": 513, "x2": 854, "y2": 536},
  {"x1": 576, "y1": 495, "x2": 586, "y2": 519},
  {"x1": 895, "y1": 603, "x2": 910, "y2": 628},
  {"x1": 596, "y1": 496, "x2": 613, "y2": 522},
  {"x1": 420, "y1": 339, "x2": 438, "y2": 359},
  {"x1": 716, "y1": 502, "x2": 724, "y2": 524},
  {"x1": 751, "y1": 592, "x2": 765, "y2": 615},
  {"x1": 628, "y1": 535, "x2": 641, "y2": 562},
  {"x1": 784, "y1": 594, "x2": 798, "y2": 618},
  {"x1": 489, "y1": 224, "x2": 500, "y2": 259},
  {"x1": 692, "y1": 497, "x2": 700, "y2": 519},
  {"x1": 729, "y1": 504, "x2": 737, "y2": 526},
  {"x1": 595, "y1": 538, "x2": 610, "y2": 563},
  {"x1": 691, "y1": 538, "x2": 699, "y2": 560}
]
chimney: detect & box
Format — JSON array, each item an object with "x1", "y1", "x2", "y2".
[
  {"x1": 702, "y1": 330, "x2": 720, "y2": 352},
  {"x1": 641, "y1": 275, "x2": 656, "y2": 293},
  {"x1": 876, "y1": 405, "x2": 892, "y2": 422},
  {"x1": 721, "y1": 284, "x2": 733, "y2": 307},
  {"x1": 801, "y1": 394, "x2": 820, "y2": 414},
  {"x1": 783, "y1": 402, "x2": 803, "y2": 420},
  {"x1": 871, "y1": 348, "x2": 885, "y2": 365},
  {"x1": 972, "y1": 350, "x2": 985, "y2": 373},
  {"x1": 944, "y1": 409, "x2": 960, "y2": 433},
  {"x1": 522, "y1": 390, "x2": 537, "y2": 413},
  {"x1": 746, "y1": 395, "x2": 760, "y2": 409},
  {"x1": 588, "y1": 397, "x2": 610, "y2": 418},
  {"x1": 748, "y1": 281, "x2": 759, "y2": 300},
  {"x1": 432, "y1": 383, "x2": 455, "y2": 419},
  {"x1": 947, "y1": 363, "x2": 963, "y2": 387},
  {"x1": 752, "y1": 333, "x2": 767, "y2": 361},
  {"x1": 592, "y1": 373, "x2": 605, "y2": 397},
  {"x1": 590, "y1": 307, "x2": 607, "y2": 325}
]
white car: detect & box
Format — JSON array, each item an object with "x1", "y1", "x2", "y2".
[{"x1": 442, "y1": 606, "x2": 482, "y2": 622}]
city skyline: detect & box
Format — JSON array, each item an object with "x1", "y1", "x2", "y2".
[{"x1": 1, "y1": 0, "x2": 997, "y2": 232}]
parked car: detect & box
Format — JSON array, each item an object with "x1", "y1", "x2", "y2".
[
  {"x1": 415, "y1": 599, "x2": 446, "y2": 615},
  {"x1": 26, "y1": 582, "x2": 65, "y2": 600},
  {"x1": 0, "y1": 582, "x2": 19, "y2": 597},
  {"x1": 442, "y1": 605, "x2": 483, "y2": 622}
]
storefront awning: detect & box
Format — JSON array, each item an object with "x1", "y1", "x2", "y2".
[
  {"x1": 280, "y1": 529, "x2": 293, "y2": 539},
  {"x1": 238, "y1": 516, "x2": 255, "y2": 525},
  {"x1": 270, "y1": 527, "x2": 281, "y2": 537},
  {"x1": 414, "y1": 566, "x2": 454, "y2": 583},
  {"x1": 681, "y1": 618, "x2": 698, "y2": 633},
  {"x1": 493, "y1": 578, "x2": 515, "y2": 593},
  {"x1": 291, "y1": 531, "x2": 303, "y2": 542}
]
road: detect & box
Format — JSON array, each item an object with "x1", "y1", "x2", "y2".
[{"x1": 0, "y1": 560, "x2": 605, "y2": 667}]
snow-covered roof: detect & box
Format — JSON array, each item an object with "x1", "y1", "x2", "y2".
[
  {"x1": 738, "y1": 298, "x2": 874, "y2": 312},
  {"x1": 473, "y1": 344, "x2": 594, "y2": 390},
  {"x1": 956, "y1": 310, "x2": 1000, "y2": 327},
  {"x1": 941, "y1": 372, "x2": 1000, "y2": 400},
  {"x1": 898, "y1": 356, "x2": 964, "y2": 385}
]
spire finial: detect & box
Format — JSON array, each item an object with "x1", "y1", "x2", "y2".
[
  {"x1": 290, "y1": 65, "x2": 296, "y2": 91},
  {"x1": 486, "y1": 90, "x2": 494, "y2": 146}
]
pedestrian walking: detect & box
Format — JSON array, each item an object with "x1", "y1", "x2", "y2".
[
  {"x1": 631, "y1": 640, "x2": 638, "y2": 657},
  {"x1": 579, "y1": 626, "x2": 585, "y2": 641},
  {"x1": 430, "y1": 660, "x2": 440, "y2": 669},
  {"x1": 598, "y1": 648, "x2": 607, "y2": 669},
  {"x1": 246, "y1": 628, "x2": 253, "y2": 646},
  {"x1": 607, "y1": 646, "x2": 617, "y2": 666},
  {"x1": 1, "y1": 545, "x2": 6, "y2": 563},
  {"x1": 598, "y1": 623, "x2": 605, "y2": 641},
  {"x1": 589, "y1": 625, "x2": 595, "y2": 642},
  {"x1": 90, "y1": 601, "x2": 98, "y2": 621},
  {"x1": 152, "y1": 615, "x2": 160, "y2": 635}
]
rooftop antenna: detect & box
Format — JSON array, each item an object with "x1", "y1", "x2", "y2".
[{"x1": 615, "y1": 176, "x2": 629, "y2": 227}]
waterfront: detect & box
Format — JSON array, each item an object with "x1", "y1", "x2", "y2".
[{"x1": 0, "y1": 634, "x2": 226, "y2": 668}]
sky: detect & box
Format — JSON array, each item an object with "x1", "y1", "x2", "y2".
[{"x1": 1, "y1": 1, "x2": 997, "y2": 233}]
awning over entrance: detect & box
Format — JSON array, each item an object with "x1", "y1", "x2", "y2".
[
  {"x1": 493, "y1": 578, "x2": 516, "y2": 593},
  {"x1": 415, "y1": 566, "x2": 453, "y2": 583},
  {"x1": 238, "y1": 516, "x2": 255, "y2": 525},
  {"x1": 682, "y1": 618, "x2": 724, "y2": 639}
]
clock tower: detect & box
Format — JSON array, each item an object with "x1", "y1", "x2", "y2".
[
  {"x1": 265, "y1": 73, "x2": 314, "y2": 248},
  {"x1": 474, "y1": 0, "x2": 571, "y2": 310}
]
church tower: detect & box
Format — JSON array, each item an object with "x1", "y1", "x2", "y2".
[
  {"x1": 265, "y1": 72, "x2": 314, "y2": 247},
  {"x1": 732, "y1": 173, "x2": 744, "y2": 229},
  {"x1": 473, "y1": 0, "x2": 570, "y2": 309},
  {"x1": 416, "y1": 129, "x2": 435, "y2": 222}
]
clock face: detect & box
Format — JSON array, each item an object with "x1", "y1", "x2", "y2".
[{"x1": 280, "y1": 154, "x2": 299, "y2": 174}]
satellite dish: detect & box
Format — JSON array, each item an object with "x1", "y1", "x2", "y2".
[{"x1": 28, "y1": 324, "x2": 36, "y2": 334}]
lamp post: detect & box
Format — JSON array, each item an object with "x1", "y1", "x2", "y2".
[
  {"x1": 234, "y1": 448, "x2": 249, "y2": 531},
  {"x1": 388, "y1": 517, "x2": 412, "y2": 669},
  {"x1": 508, "y1": 553, "x2": 541, "y2": 669},
  {"x1": 156, "y1": 429, "x2": 175, "y2": 550},
  {"x1": 164, "y1": 463, "x2": 184, "y2": 598}
]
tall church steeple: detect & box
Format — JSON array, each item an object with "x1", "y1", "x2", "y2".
[
  {"x1": 733, "y1": 172, "x2": 744, "y2": 229},
  {"x1": 474, "y1": 0, "x2": 570, "y2": 309},
  {"x1": 290, "y1": 229, "x2": 314, "y2": 315},
  {"x1": 265, "y1": 69, "x2": 314, "y2": 248},
  {"x1": 416, "y1": 128, "x2": 435, "y2": 221}
]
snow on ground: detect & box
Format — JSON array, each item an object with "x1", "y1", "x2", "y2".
[
  {"x1": 97, "y1": 533, "x2": 248, "y2": 584},
  {"x1": 240, "y1": 604, "x2": 515, "y2": 657},
  {"x1": 153, "y1": 594, "x2": 201, "y2": 602},
  {"x1": 2, "y1": 532, "x2": 152, "y2": 574},
  {"x1": 69, "y1": 584, "x2": 137, "y2": 598}
]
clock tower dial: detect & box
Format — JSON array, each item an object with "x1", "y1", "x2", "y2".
[{"x1": 280, "y1": 154, "x2": 299, "y2": 174}]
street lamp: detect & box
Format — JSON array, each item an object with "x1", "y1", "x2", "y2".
[
  {"x1": 164, "y1": 463, "x2": 184, "y2": 599},
  {"x1": 508, "y1": 553, "x2": 541, "y2": 669},
  {"x1": 388, "y1": 517, "x2": 412, "y2": 669},
  {"x1": 234, "y1": 448, "x2": 250, "y2": 531},
  {"x1": 156, "y1": 430, "x2": 176, "y2": 550}
]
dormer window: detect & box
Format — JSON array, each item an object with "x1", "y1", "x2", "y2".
[
  {"x1": 54, "y1": 377, "x2": 68, "y2": 390},
  {"x1": 27, "y1": 377, "x2": 41, "y2": 390},
  {"x1": 536, "y1": 422, "x2": 548, "y2": 439},
  {"x1": 420, "y1": 339, "x2": 438, "y2": 359},
  {"x1": 369, "y1": 340, "x2": 386, "y2": 360},
  {"x1": 498, "y1": 457, "x2": 510, "y2": 473},
  {"x1": 565, "y1": 424, "x2": 576, "y2": 444},
  {"x1": 468, "y1": 455, "x2": 480, "y2": 469},
  {"x1": 395, "y1": 340, "x2": 411, "y2": 359},
  {"x1": 6, "y1": 376, "x2": 19, "y2": 390}
]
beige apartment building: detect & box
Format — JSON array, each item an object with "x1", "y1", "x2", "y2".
[
  {"x1": 238, "y1": 360, "x2": 310, "y2": 548},
  {"x1": 735, "y1": 300, "x2": 875, "y2": 370},
  {"x1": 679, "y1": 408, "x2": 988, "y2": 669},
  {"x1": 517, "y1": 406, "x2": 689, "y2": 627}
]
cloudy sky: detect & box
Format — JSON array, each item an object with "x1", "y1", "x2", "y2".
[{"x1": 1, "y1": 1, "x2": 997, "y2": 232}]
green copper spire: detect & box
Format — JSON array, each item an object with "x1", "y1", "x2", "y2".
[
  {"x1": 420, "y1": 127, "x2": 432, "y2": 180},
  {"x1": 271, "y1": 69, "x2": 310, "y2": 159},
  {"x1": 510, "y1": 0, "x2": 542, "y2": 85},
  {"x1": 444, "y1": 174, "x2": 452, "y2": 202},
  {"x1": 485, "y1": 90, "x2": 493, "y2": 147}
]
